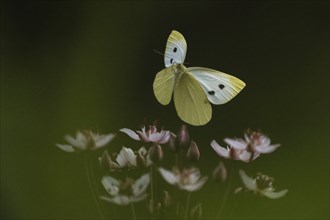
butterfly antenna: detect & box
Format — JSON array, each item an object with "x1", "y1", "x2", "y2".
[{"x1": 153, "y1": 49, "x2": 164, "y2": 56}]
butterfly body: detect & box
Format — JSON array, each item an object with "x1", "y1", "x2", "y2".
[{"x1": 153, "y1": 30, "x2": 246, "y2": 126}]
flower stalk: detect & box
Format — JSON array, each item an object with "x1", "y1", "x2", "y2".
[{"x1": 84, "y1": 153, "x2": 105, "y2": 220}]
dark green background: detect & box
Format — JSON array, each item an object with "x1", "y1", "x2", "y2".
[{"x1": 1, "y1": 1, "x2": 329, "y2": 219}]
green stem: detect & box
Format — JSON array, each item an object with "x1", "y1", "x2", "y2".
[
  {"x1": 130, "y1": 202, "x2": 137, "y2": 220},
  {"x1": 84, "y1": 153, "x2": 105, "y2": 219},
  {"x1": 150, "y1": 165, "x2": 155, "y2": 219},
  {"x1": 175, "y1": 153, "x2": 179, "y2": 168},
  {"x1": 216, "y1": 164, "x2": 235, "y2": 218},
  {"x1": 184, "y1": 192, "x2": 191, "y2": 220}
]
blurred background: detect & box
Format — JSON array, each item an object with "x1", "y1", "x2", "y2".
[{"x1": 1, "y1": 1, "x2": 329, "y2": 219}]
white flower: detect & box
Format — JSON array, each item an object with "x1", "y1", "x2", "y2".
[
  {"x1": 56, "y1": 130, "x2": 115, "y2": 152},
  {"x1": 99, "y1": 146, "x2": 152, "y2": 170},
  {"x1": 158, "y1": 167, "x2": 208, "y2": 192},
  {"x1": 120, "y1": 125, "x2": 170, "y2": 144},
  {"x1": 237, "y1": 170, "x2": 288, "y2": 199},
  {"x1": 100, "y1": 173, "x2": 150, "y2": 205}
]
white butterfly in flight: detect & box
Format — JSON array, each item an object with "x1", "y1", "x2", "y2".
[{"x1": 153, "y1": 30, "x2": 246, "y2": 126}]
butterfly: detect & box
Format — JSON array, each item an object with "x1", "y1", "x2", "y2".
[{"x1": 153, "y1": 30, "x2": 246, "y2": 126}]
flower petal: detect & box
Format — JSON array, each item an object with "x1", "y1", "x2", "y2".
[
  {"x1": 95, "y1": 133, "x2": 116, "y2": 148},
  {"x1": 124, "y1": 147, "x2": 137, "y2": 167},
  {"x1": 255, "y1": 144, "x2": 280, "y2": 154},
  {"x1": 116, "y1": 148, "x2": 129, "y2": 167},
  {"x1": 211, "y1": 140, "x2": 230, "y2": 158},
  {"x1": 56, "y1": 144, "x2": 75, "y2": 152},
  {"x1": 120, "y1": 128, "x2": 140, "y2": 141},
  {"x1": 238, "y1": 170, "x2": 257, "y2": 191},
  {"x1": 224, "y1": 138, "x2": 247, "y2": 150},
  {"x1": 132, "y1": 173, "x2": 150, "y2": 196},
  {"x1": 181, "y1": 177, "x2": 208, "y2": 192},
  {"x1": 116, "y1": 147, "x2": 137, "y2": 167},
  {"x1": 76, "y1": 131, "x2": 87, "y2": 143},
  {"x1": 244, "y1": 134, "x2": 251, "y2": 142},
  {"x1": 187, "y1": 168, "x2": 201, "y2": 184},
  {"x1": 238, "y1": 151, "x2": 254, "y2": 162},
  {"x1": 136, "y1": 131, "x2": 151, "y2": 142},
  {"x1": 100, "y1": 195, "x2": 131, "y2": 205},
  {"x1": 262, "y1": 189, "x2": 288, "y2": 199},
  {"x1": 158, "y1": 168, "x2": 178, "y2": 185},
  {"x1": 158, "y1": 131, "x2": 171, "y2": 144},
  {"x1": 64, "y1": 134, "x2": 85, "y2": 149},
  {"x1": 259, "y1": 136, "x2": 271, "y2": 147},
  {"x1": 149, "y1": 133, "x2": 163, "y2": 143},
  {"x1": 99, "y1": 150, "x2": 120, "y2": 170},
  {"x1": 101, "y1": 176, "x2": 119, "y2": 196}
]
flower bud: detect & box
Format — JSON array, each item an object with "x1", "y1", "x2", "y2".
[
  {"x1": 186, "y1": 141, "x2": 200, "y2": 162},
  {"x1": 212, "y1": 161, "x2": 227, "y2": 183},
  {"x1": 148, "y1": 144, "x2": 163, "y2": 163},
  {"x1": 136, "y1": 151, "x2": 147, "y2": 168},
  {"x1": 168, "y1": 132, "x2": 178, "y2": 152},
  {"x1": 177, "y1": 124, "x2": 190, "y2": 146},
  {"x1": 99, "y1": 150, "x2": 113, "y2": 170},
  {"x1": 162, "y1": 191, "x2": 171, "y2": 208}
]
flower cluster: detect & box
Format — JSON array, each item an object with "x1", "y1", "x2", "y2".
[{"x1": 56, "y1": 124, "x2": 287, "y2": 219}]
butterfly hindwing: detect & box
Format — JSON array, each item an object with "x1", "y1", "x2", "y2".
[
  {"x1": 187, "y1": 67, "x2": 246, "y2": 105},
  {"x1": 164, "y1": 30, "x2": 187, "y2": 67},
  {"x1": 153, "y1": 67, "x2": 175, "y2": 105},
  {"x1": 174, "y1": 72, "x2": 212, "y2": 126}
]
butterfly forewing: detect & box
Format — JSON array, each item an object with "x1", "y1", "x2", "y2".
[
  {"x1": 153, "y1": 67, "x2": 175, "y2": 105},
  {"x1": 174, "y1": 72, "x2": 212, "y2": 126},
  {"x1": 164, "y1": 30, "x2": 187, "y2": 67},
  {"x1": 187, "y1": 67, "x2": 246, "y2": 105}
]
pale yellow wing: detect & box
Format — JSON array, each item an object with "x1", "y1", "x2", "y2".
[
  {"x1": 153, "y1": 67, "x2": 175, "y2": 105},
  {"x1": 174, "y1": 72, "x2": 212, "y2": 126}
]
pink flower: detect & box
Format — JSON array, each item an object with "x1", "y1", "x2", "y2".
[
  {"x1": 210, "y1": 140, "x2": 259, "y2": 162},
  {"x1": 211, "y1": 130, "x2": 280, "y2": 162},
  {"x1": 120, "y1": 125, "x2": 170, "y2": 144},
  {"x1": 244, "y1": 131, "x2": 280, "y2": 154}
]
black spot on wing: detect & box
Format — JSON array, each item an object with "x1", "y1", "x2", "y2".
[
  {"x1": 170, "y1": 58, "x2": 173, "y2": 64},
  {"x1": 219, "y1": 84, "x2": 225, "y2": 90},
  {"x1": 173, "y1": 47, "x2": 177, "y2": 52},
  {"x1": 208, "y1": 91, "x2": 215, "y2": 95}
]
